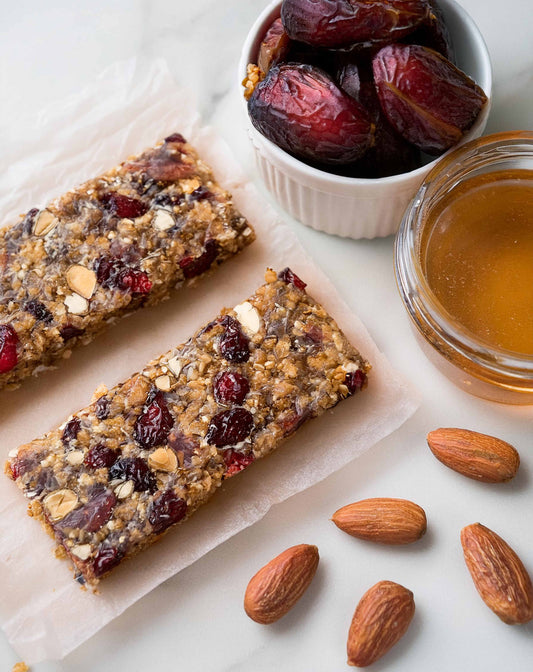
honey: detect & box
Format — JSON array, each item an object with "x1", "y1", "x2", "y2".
[{"x1": 420, "y1": 169, "x2": 533, "y2": 355}]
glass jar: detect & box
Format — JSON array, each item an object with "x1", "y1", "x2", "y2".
[{"x1": 395, "y1": 131, "x2": 533, "y2": 404}]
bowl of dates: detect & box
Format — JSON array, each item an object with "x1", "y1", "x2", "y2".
[{"x1": 239, "y1": 0, "x2": 492, "y2": 238}]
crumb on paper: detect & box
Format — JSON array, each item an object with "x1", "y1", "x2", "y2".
[{"x1": 12, "y1": 662, "x2": 30, "y2": 672}]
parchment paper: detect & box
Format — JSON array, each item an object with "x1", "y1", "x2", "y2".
[{"x1": 0, "y1": 59, "x2": 419, "y2": 664}]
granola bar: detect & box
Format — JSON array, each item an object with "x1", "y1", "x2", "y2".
[
  {"x1": 0, "y1": 133, "x2": 254, "y2": 390},
  {"x1": 5, "y1": 268, "x2": 370, "y2": 586}
]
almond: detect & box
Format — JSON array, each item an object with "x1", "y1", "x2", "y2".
[
  {"x1": 332, "y1": 498, "x2": 427, "y2": 545},
  {"x1": 427, "y1": 428, "x2": 519, "y2": 483},
  {"x1": 461, "y1": 523, "x2": 533, "y2": 624},
  {"x1": 244, "y1": 544, "x2": 319, "y2": 624},
  {"x1": 347, "y1": 580, "x2": 415, "y2": 667}
]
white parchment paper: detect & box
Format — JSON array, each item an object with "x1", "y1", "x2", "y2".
[{"x1": 0, "y1": 59, "x2": 419, "y2": 664}]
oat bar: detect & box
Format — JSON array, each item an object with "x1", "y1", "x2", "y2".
[
  {"x1": 5, "y1": 268, "x2": 370, "y2": 586},
  {"x1": 0, "y1": 133, "x2": 254, "y2": 390}
]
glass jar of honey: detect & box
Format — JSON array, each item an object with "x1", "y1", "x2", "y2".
[{"x1": 395, "y1": 131, "x2": 533, "y2": 404}]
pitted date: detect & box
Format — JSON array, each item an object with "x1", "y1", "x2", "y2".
[
  {"x1": 281, "y1": 0, "x2": 429, "y2": 49},
  {"x1": 258, "y1": 17, "x2": 291, "y2": 75},
  {"x1": 373, "y1": 44, "x2": 487, "y2": 154},
  {"x1": 402, "y1": 0, "x2": 453, "y2": 59},
  {"x1": 248, "y1": 63, "x2": 373, "y2": 165}
]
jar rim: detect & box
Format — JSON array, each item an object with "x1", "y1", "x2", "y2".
[{"x1": 395, "y1": 130, "x2": 533, "y2": 381}]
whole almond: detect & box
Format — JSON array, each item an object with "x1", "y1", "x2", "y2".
[
  {"x1": 427, "y1": 428, "x2": 519, "y2": 483},
  {"x1": 332, "y1": 498, "x2": 427, "y2": 545},
  {"x1": 461, "y1": 523, "x2": 533, "y2": 624},
  {"x1": 347, "y1": 580, "x2": 415, "y2": 667},
  {"x1": 244, "y1": 544, "x2": 319, "y2": 624}
]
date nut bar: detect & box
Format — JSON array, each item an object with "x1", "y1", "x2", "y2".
[
  {"x1": 0, "y1": 133, "x2": 254, "y2": 390},
  {"x1": 5, "y1": 268, "x2": 370, "y2": 586}
]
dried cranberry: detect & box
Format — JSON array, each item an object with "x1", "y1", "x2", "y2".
[
  {"x1": 179, "y1": 240, "x2": 218, "y2": 279},
  {"x1": 125, "y1": 145, "x2": 194, "y2": 181},
  {"x1": 95, "y1": 395, "x2": 110, "y2": 420},
  {"x1": 189, "y1": 186, "x2": 212, "y2": 202},
  {"x1": 134, "y1": 391, "x2": 174, "y2": 449},
  {"x1": 278, "y1": 267, "x2": 307, "y2": 291},
  {"x1": 219, "y1": 316, "x2": 250, "y2": 363},
  {"x1": 0, "y1": 324, "x2": 18, "y2": 374},
  {"x1": 25, "y1": 300, "x2": 53, "y2": 323},
  {"x1": 10, "y1": 450, "x2": 43, "y2": 480},
  {"x1": 345, "y1": 369, "x2": 367, "y2": 395},
  {"x1": 109, "y1": 457, "x2": 156, "y2": 492},
  {"x1": 148, "y1": 490, "x2": 187, "y2": 534},
  {"x1": 60, "y1": 324, "x2": 84, "y2": 341},
  {"x1": 100, "y1": 192, "x2": 149, "y2": 219},
  {"x1": 85, "y1": 444, "x2": 118, "y2": 469},
  {"x1": 281, "y1": 0, "x2": 428, "y2": 48},
  {"x1": 205, "y1": 408, "x2": 254, "y2": 447},
  {"x1": 279, "y1": 408, "x2": 310, "y2": 437},
  {"x1": 248, "y1": 64, "x2": 373, "y2": 165},
  {"x1": 62, "y1": 417, "x2": 81, "y2": 446},
  {"x1": 164, "y1": 133, "x2": 186, "y2": 144},
  {"x1": 60, "y1": 490, "x2": 117, "y2": 532},
  {"x1": 168, "y1": 429, "x2": 198, "y2": 467},
  {"x1": 214, "y1": 371, "x2": 250, "y2": 405},
  {"x1": 92, "y1": 546, "x2": 123, "y2": 577},
  {"x1": 223, "y1": 449, "x2": 254, "y2": 477},
  {"x1": 95, "y1": 256, "x2": 152, "y2": 295}
]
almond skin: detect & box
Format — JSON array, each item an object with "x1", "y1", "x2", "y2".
[
  {"x1": 244, "y1": 544, "x2": 319, "y2": 624},
  {"x1": 427, "y1": 428, "x2": 519, "y2": 483},
  {"x1": 332, "y1": 498, "x2": 427, "y2": 545},
  {"x1": 347, "y1": 580, "x2": 415, "y2": 667},
  {"x1": 461, "y1": 523, "x2": 533, "y2": 625}
]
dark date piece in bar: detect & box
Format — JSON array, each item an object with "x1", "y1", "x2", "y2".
[
  {"x1": 5, "y1": 268, "x2": 370, "y2": 586},
  {"x1": 0, "y1": 133, "x2": 254, "y2": 390}
]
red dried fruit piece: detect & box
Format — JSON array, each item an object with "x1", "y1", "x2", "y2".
[
  {"x1": 10, "y1": 450, "x2": 43, "y2": 480},
  {"x1": 60, "y1": 324, "x2": 84, "y2": 341},
  {"x1": 134, "y1": 391, "x2": 174, "y2": 449},
  {"x1": 205, "y1": 408, "x2": 254, "y2": 447},
  {"x1": 60, "y1": 490, "x2": 117, "y2": 533},
  {"x1": 258, "y1": 17, "x2": 291, "y2": 75},
  {"x1": 278, "y1": 267, "x2": 307, "y2": 291},
  {"x1": 164, "y1": 133, "x2": 186, "y2": 144},
  {"x1": 168, "y1": 429, "x2": 199, "y2": 468},
  {"x1": 95, "y1": 256, "x2": 152, "y2": 295},
  {"x1": 279, "y1": 407, "x2": 310, "y2": 437},
  {"x1": 373, "y1": 44, "x2": 487, "y2": 154},
  {"x1": 25, "y1": 300, "x2": 53, "y2": 323},
  {"x1": 109, "y1": 456, "x2": 156, "y2": 492},
  {"x1": 125, "y1": 144, "x2": 194, "y2": 181},
  {"x1": 85, "y1": 444, "x2": 118, "y2": 469},
  {"x1": 100, "y1": 192, "x2": 148, "y2": 219},
  {"x1": 281, "y1": 0, "x2": 429, "y2": 48},
  {"x1": 219, "y1": 316, "x2": 250, "y2": 363},
  {"x1": 0, "y1": 324, "x2": 18, "y2": 374},
  {"x1": 404, "y1": 0, "x2": 453, "y2": 60},
  {"x1": 345, "y1": 369, "x2": 367, "y2": 395},
  {"x1": 248, "y1": 63, "x2": 373, "y2": 166},
  {"x1": 190, "y1": 186, "x2": 212, "y2": 202},
  {"x1": 148, "y1": 490, "x2": 187, "y2": 534},
  {"x1": 224, "y1": 449, "x2": 254, "y2": 477},
  {"x1": 62, "y1": 417, "x2": 81, "y2": 446},
  {"x1": 214, "y1": 371, "x2": 250, "y2": 405},
  {"x1": 21, "y1": 208, "x2": 39, "y2": 236},
  {"x1": 95, "y1": 395, "x2": 110, "y2": 420},
  {"x1": 179, "y1": 240, "x2": 218, "y2": 279},
  {"x1": 92, "y1": 546, "x2": 123, "y2": 577}
]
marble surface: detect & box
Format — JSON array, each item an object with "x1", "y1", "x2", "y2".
[{"x1": 1, "y1": 1, "x2": 533, "y2": 670}]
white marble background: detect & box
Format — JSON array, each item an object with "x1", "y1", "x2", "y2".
[{"x1": 1, "y1": 1, "x2": 533, "y2": 670}]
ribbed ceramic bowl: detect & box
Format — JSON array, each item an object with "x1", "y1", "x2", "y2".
[{"x1": 238, "y1": 0, "x2": 492, "y2": 239}]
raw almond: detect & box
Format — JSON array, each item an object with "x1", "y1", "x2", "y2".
[
  {"x1": 332, "y1": 498, "x2": 427, "y2": 545},
  {"x1": 427, "y1": 428, "x2": 519, "y2": 483},
  {"x1": 244, "y1": 544, "x2": 319, "y2": 624},
  {"x1": 347, "y1": 580, "x2": 415, "y2": 667},
  {"x1": 460, "y1": 523, "x2": 533, "y2": 624}
]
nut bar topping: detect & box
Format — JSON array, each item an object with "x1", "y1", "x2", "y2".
[
  {"x1": 0, "y1": 134, "x2": 254, "y2": 390},
  {"x1": 5, "y1": 268, "x2": 370, "y2": 586}
]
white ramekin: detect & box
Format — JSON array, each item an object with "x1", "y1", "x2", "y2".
[{"x1": 238, "y1": 0, "x2": 493, "y2": 239}]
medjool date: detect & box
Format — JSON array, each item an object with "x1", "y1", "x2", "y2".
[
  {"x1": 248, "y1": 63, "x2": 373, "y2": 165},
  {"x1": 258, "y1": 17, "x2": 291, "y2": 75},
  {"x1": 281, "y1": 0, "x2": 429, "y2": 49},
  {"x1": 372, "y1": 44, "x2": 487, "y2": 154},
  {"x1": 403, "y1": 0, "x2": 453, "y2": 60}
]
